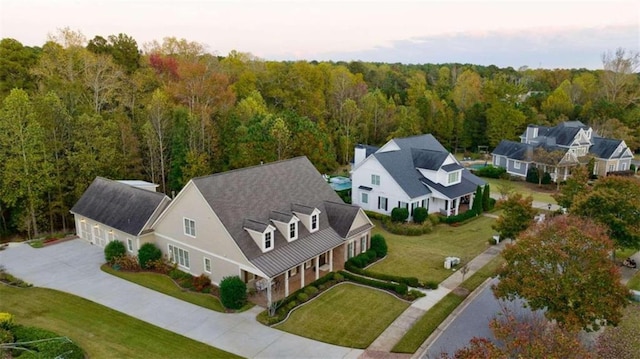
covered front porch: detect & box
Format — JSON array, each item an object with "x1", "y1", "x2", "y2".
[
  {"x1": 246, "y1": 246, "x2": 346, "y2": 307},
  {"x1": 435, "y1": 193, "x2": 473, "y2": 217}
]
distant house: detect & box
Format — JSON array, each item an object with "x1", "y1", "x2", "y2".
[
  {"x1": 351, "y1": 134, "x2": 485, "y2": 218},
  {"x1": 492, "y1": 121, "x2": 633, "y2": 180},
  {"x1": 72, "y1": 157, "x2": 373, "y2": 307},
  {"x1": 70, "y1": 177, "x2": 171, "y2": 254}
]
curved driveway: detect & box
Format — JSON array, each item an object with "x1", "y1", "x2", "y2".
[{"x1": 0, "y1": 239, "x2": 362, "y2": 359}]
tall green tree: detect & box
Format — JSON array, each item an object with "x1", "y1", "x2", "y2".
[
  {"x1": 553, "y1": 165, "x2": 589, "y2": 209},
  {"x1": 486, "y1": 100, "x2": 526, "y2": 147},
  {"x1": 472, "y1": 185, "x2": 483, "y2": 214},
  {"x1": 494, "y1": 215, "x2": 628, "y2": 332},
  {"x1": 570, "y1": 176, "x2": 640, "y2": 249},
  {"x1": 492, "y1": 193, "x2": 536, "y2": 240},
  {"x1": 0, "y1": 89, "x2": 52, "y2": 237}
]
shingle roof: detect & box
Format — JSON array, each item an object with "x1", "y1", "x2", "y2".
[
  {"x1": 421, "y1": 170, "x2": 484, "y2": 199},
  {"x1": 442, "y1": 163, "x2": 464, "y2": 172},
  {"x1": 590, "y1": 136, "x2": 624, "y2": 159},
  {"x1": 324, "y1": 201, "x2": 362, "y2": 238},
  {"x1": 375, "y1": 150, "x2": 431, "y2": 198},
  {"x1": 356, "y1": 144, "x2": 380, "y2": 158},
  {"x1": 70, "y1": 177, "x2": 169, "y2": 236},
  {"x1": 393, "y1": 134, "x2": 448, "y2": 152},
  {"x1": 527, "y1": 121, "x2": 589, "y2": 146},
  {"x1": 411, "y1": 148, "x2": 449, "y2": 170},
  {"x1": 492, "y1": 140, "x2": 531, "y2": 161},
  {"x1": 192, "y1": 157, "x2": 367, "y2": 276},
  {"x1": 270, "y1": 211, "x2": 294, "y2": 223}
]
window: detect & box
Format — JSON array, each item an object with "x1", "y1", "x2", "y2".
[
  {"x1": 264, "y1": 231, "x2": 273, "y2": 250},
  {"x1": 378, "y1": 196, "x2": 388, "y2": 211},
  {"x1": 80, "y1": 220, "x2": 89, "y2": 240},
  {"x1": 127, "y1": 238, "x2": 133, "y2": 252},
  {"x1": 361, "y1": 192, "x2": 368, "y2": 204},
  {"x1": 168, "y1": 244, "x2": 190, "y2": 268},
  {"x1": 289, "y1": 222, "x2": 297, "y2": 240},
  {"x1": 608, "y1": 164, "x2": 615, "y2": 172},
  {"x1": 107, "y1": 231, "x2": 115, "y2": 242},
  {"x1": 305, "y1": 260, "x2": 312, "y2": 269},
  {"x1": 311, "y1": 214, "x2": 318, "y2": 231},
  {"x1": 204, "y1": 258, "x2": 211, "y2": 273},
  {"x1": 398, "y1": 201, "x2": 408, "y2": 209},
  {"x1": 514, "y1": 161, "x2": 521, "y2": 169},
  {"x1": 447, "y1": 171, "x2": 459, "y2": 184},
  {"x1": 289, "y1": 266, "x2": 298, "y2": 276},
  {"x1": 371, "y1": 174, "x2": 380, "y2": 186},
  {"x1": 360, "y1": 235, "x2": 367, "y2": 253},
  {"x1": 347, "y1": 241, "x2": 355, "y2": 259},
  {"x1": 621, "y1": 162, "x2": 628, "y2": 170},
  {"x1": 184, "y1": 218, "x2": 196, "y2": 237},
  {"x1": 411, "y1": 202, "x2": 418, "y2": 216}
]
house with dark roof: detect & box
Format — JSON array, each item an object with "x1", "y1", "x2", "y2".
[
  {"x1": 150, "y1": 156, "x2": 373, "y2": 306},
  {"x1": 70, "y1": 177, "x2": 171, "y2": 253},
  {"x1": 492, "y1": 121, "x2": 633, "y2": 180},
  {"x1": 351, "y1": 134, "x2": 485, "y2": 218}
]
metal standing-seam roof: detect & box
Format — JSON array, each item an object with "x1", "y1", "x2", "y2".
[
  {"x1": 70, "y1": 177, "x2": 170, "y2": 236},
  {"x1": 192, "y1": 156, "x2": 373, "y2": 278}
]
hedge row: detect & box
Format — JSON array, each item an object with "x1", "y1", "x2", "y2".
[
  {"x1": 381, "y1": 217, "x2": 433, "y2": 236},
  {"x1": 441, "y1": 209, "x2": 479, "y2": 224},
  {"x1": 472, "y1": 165, "x2": 506, "y2": 178},
  {"x1": 345, "y1": 260, "x2": 421, "y2": 288},
  {"x1": 339, "y1": 270, "x2": 408, "y2": 295}
]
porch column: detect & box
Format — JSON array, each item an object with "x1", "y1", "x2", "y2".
[
  {"x1": 300, "y1": 264, "x2": 305, "y2": 287},
  {"x1": 329, "y1": 250, "x2": 333, "y2": 272},
  {"x1": 284, "y1": 271, "x2": 289, "y2": 297},
  {"x1": 266, "y1": 278, "x2": 273, "y2": 309},
  {"x1": 454, "y1": 198, "x2": 459, "y2": 216},
  {"x1": 315, "y1": 256, "x2": 320, "y2": 280}
]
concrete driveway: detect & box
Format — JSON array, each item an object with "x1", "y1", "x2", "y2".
[{"x1": 0, "y1": 239, "x2": 362, "y2": 359}]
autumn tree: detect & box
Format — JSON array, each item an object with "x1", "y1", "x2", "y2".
[
  {"x1": 553, "y1": 165, "x2": 589, "y2": 209},
  {"x1": 269, "y1": 117, "x2": 291, "y2": 160},
  {"x1": 532, "y1": 146, "x2": 572, "y2": 188},
  {"x1": 600, "y1": 48, "x2": 640, "y2": 107},
  {"x1": 570, "y1": 175, "x2": 640, "y2": 249},
  {"x1": 444, "y1": 305, "x2": 593, "y2": 359},
  {"x1": 144, "y1": 89, "x2": 172, "y2": 193},
  {"x1": 493, "y1": 215, "x2": 628, "y2": 332},
  {"x1": 492, "y1": 193, "x2": 535, "y2": 240}
]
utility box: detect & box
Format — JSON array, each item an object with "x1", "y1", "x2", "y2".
[{"x1": 444, "y1": 256, "x2": 460, "y2": 269}]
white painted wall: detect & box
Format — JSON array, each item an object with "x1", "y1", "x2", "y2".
[{"x1": 352, "y1": 156, "x2": 413, "y2": 216}]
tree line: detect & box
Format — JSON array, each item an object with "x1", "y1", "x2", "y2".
[{"x1": 0, "y1": 28, "x2": 638, "y2": 238}]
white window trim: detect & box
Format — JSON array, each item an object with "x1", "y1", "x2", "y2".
[
  {"x1": 360, "y1": 235, "x2": 367, "y2": 254},
  {"x1": 310, "y1": 214, "x2": 319, "y2": 232},
  {"x1": 361, "y1": 192, "x2": 368, "y2": 204},
  {"x1": 305, "y1": 260, "x2": 312, "y2": 269},
  {"x1": 264, "y1": 230, "x2": 274, "y2": 251},
  {"x1": 289, "y1": 221, "x2": 298, "y2": 241},
  {"x1": 126, "y1": 238, "x2": 133, "y2": 252},
  {"x1": 289, "y1": 266, "x2": 298, "y2": 276},
  {"x1": 168, "y1": 244, "x2": 190, "y2": 269},
  {"x1": 513, "y1": 161, "x2": 521, "y2": 169},
  {"x1": 203, "y1": 257, "x2": 212, "y2": 273},
  {"x1": 371, "y1": 174, "x2": 381, "y2": 186},
  {"x1": 183, "y1": 217, "x2": 196, "y2": 237},
  {"x1": 447, "y1": 171, "x2": 460, "y2": 184}
]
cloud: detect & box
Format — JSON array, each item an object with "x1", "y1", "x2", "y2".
[{"x1": 298, "y1": 25, "x2": 640, "y2": 70}]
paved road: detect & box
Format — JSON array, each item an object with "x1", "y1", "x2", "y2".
[
  {"x1": 421, "y1": 278, "x2": 533, "y2": 359},
  {"x1": 0, "y1": 239, "x2": 362, "y2": 359}
]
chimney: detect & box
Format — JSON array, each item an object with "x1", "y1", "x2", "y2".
[{"x1": 354, "y1": 145, "x2": 367, "y2": 167}]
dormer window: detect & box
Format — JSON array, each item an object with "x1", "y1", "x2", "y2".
[
  {"x1": 289, "y1": 222, "x2": 297, "y2": 240},
  {"x1": 311, "y1": 214, "x2": 318, "y2": 231},
  {"x1": 448, "y1": 171, "x2": 460, "y2": 184},
  {"x1": 264, "y1": 231, "x2": 273, "y2": 250}
]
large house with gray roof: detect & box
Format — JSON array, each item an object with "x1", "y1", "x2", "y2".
[
  {"x1": 73, "y1": 157, "x2": 373, "y2": 307},
  {"x1": 492, "y1": 121, "x2": 633, "y2": 180},
  {"x1": 70, "y1": 177, "x2": 171, "y2": 253},
  {"x1": 351, "y1": 134, "x2": 485, "y2": 219}
]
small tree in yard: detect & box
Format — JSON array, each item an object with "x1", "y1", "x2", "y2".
[
  {"x1": 492, "y1": 193, "x2": 536, "y2": 241},
  {"x1": 138, "y1": 243, "x2": 162, "y2": 269},
  {"x1": 472, "y1": 185, "x2": 483, "y2": 214},
  {"x1": 482, "y1": 184, "x2": 491, "y2": 212},
  {"x1": 493, "y1": 215, "x2": 628, "y2": 332},
  {"x1": 220, "y1": 276, "x2": 247, "y2": 310},
  {"x1": 104, "y1": 240, "x2": 126, "y2": 263}
]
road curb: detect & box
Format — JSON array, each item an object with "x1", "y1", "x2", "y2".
[{"x1": 411, "y1": 277, "x2": 495, "y2": 359}]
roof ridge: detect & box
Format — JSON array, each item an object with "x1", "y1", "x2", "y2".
[{"x1": 192, "y1": 156, "x2": 309, "y2": 181}]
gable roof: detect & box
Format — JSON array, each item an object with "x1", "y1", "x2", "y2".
[
  {"x1": 590, "y1": 136, "x2": 625, "y2": 159},
  {"x1": 411, "y1": 148, "x2": 449, "y2": 170},
  {"x1": 492, "y1": 140, "x2": 531, "y2": 161},
  {"x1": 192, "y1": 156, "x2": 372, "y2": 277},
  {"x1": 324, "y1": 201, "x2": 361, "y2": 238},
  {"x1": 70, "y1": 177, "x2": 170, "y2": 236},
  {"x1": 421, "y1": 170, "x2": 485, "y2": 199}
]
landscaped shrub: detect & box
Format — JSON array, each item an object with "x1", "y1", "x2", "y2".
[
  {"x1": 423, "y1": 280, "x2": 439, "y2": 289},
  {"x1": 391, "y1": 207, "x2": 409, "y2": 222},
  {"x1": 104, "y1": 240, "x2": 126, "y2": 263},
  {"x1": 364, "y1": 210, "x2": 388, "y2": 221},
  {"x1": 441, "y1": 209, "x2": 478, "y2": 224},
  {"x1": 0, "y1": 313, "x2": 13, "y2": 330},
  {"x1": 147, "y1": 258, "x2": 173, "y2": 274},
  {"x1": 526, "y1": 167, "x2": 539, "y2": 184},
  {"x1": 472, "y1": 186, "x2": 483, "y2": 213},
  {"x1": 382, "y1": 218, "x2": 433, "y2": 236},
  {"x1": 112, "y1": 255, "x2": 141, "y2": 271},
  {"x1": 138, "y1": 243, "x2": 162, "y2": 269},
  {"x1": 408, "y1": 289, "x2": 426, "y2": 300},
  {"x1": 0, "y1": 328, "x2": 13, "y2": 345},
  {"x1": 413, "y1": 207, "x2": 428, "y2": 224},
  {"x1": 473, "y1": 165, "x2": 506, "y2": 178},
  {"x1": 219, "y1": 276, "x2": 247, "y2": 309},
  {"x1": 339, "y1": 271, "x2": 408, "y2": 296},
  {"x1": 370, "y1": 234, "x2": 388, "y2": 257},
  {"x1": 344, "y1": 261, "x2": 420, "y2": 288},
  {"x1": 631, "y1": 164, "x2": 636, "y2": 172},
  {"x1": 297, "y1": 292, "x2": 309, "y2": 302},
  {"x1": 428, "y1": 214, "x2": 440, "y2": 225},
  {"x1": 192, "y1": 274, "x2": 212, "y2": 292},
  {"x1": 541, "y1": 172, "x2": 552, "y2": 184},
  {"x1": 11, "y1": 325, "x2": 85, "y2": 359},
  {"x1": 304, "y1": 286, "x2": 319, "y2": 296}
]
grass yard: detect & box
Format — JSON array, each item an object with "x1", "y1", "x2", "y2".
[
  {"x1": 596, "y1": 302, "x2": 640, "y2": 357},
  {"x1": 0, "y1": 285, "x2": 240, "y2": 359},
  {"x1": 482, "y1": 177, "x2": 557, "y2": 204},
  {"x1": 101, "y1": 265, "x2": 227, "y2": 312},
  {"x1": 627, "y1": 271, "x2": 640, "y2": 291},
  {"x1": 275, "y1": 283, "x2": 409, "y2": 348},
  {"x1": 368, "y1": 216, "x2": 496, "y2": 284}
]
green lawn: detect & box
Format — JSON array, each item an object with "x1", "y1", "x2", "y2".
[
  {"x1": 482, "y1": 177, "x2": 557, "y2": 204},
  {"x1": 0, "y1": 285, "x2": 241, "y2": 359},
  {"x1": 368, "y1": 216, "x2": 496, "y2": 284},
  {"x1": 275, "y1": 283, "x2": 409, "y2": 348},
  {"x1": 627, "y1": 272, "x2": 640, "y2": 291},
  {"x1": 102, "y1": 265, "x2": 227, "y2": 312},
  {"x1": 392, "y1": 255, "x2": 505, "y2": 354},
  {"x1": 596, "y1": 302, "x2": 640, "y2": 356}
]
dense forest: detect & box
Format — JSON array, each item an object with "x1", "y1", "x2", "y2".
[{"x1": 0, "y1": 28, "x2": 638, "y2": 238}]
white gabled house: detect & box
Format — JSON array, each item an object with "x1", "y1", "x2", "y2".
[{"x1": 351, "y1": 134, "x2": 486, "y2": 218}]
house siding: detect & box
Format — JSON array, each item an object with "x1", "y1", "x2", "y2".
[
  {"x1": 352, "y1": 157, "x2": 414, "y2": 216},
  {"x1": 153, "y1": 182, "x2": 259, "y2": 284},
  {"x1": 73, "y1": 215, "x2": 141, "y2": 253},
  {"x1": 506, "y1": 159, "x2": 527, "y2": 176}
]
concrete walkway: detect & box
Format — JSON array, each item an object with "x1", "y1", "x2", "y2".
[
  {"x1": 361, "y1": 240, "x2": 507, "y2": 357},
  {"x1": 0, "y1": 239, "x2": 362, "y2": 359}
]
